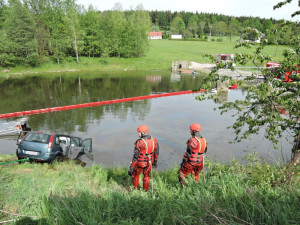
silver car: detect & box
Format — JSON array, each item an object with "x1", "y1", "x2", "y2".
[{"x1": 16, "y1": 131, "x2": 92, "y2": 163}]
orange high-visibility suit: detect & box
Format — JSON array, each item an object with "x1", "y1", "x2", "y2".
[{"x1": 129, "y1": 135, "x2": 159, "y2": 191}]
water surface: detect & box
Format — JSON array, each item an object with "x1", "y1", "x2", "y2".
[{"x1": 0, "y1": 71, "x2": 291, "y2": 169}]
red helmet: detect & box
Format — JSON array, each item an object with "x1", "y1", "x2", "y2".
[
  {"x1": 137, "y1": 125, "x2": 149, "y2": 133},
  {"x1": 190, "y1": 123, "x2": 201, "y2": 132}
]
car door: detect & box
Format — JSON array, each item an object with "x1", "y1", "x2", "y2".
[
  {"x1": 68, "y1": 137, "x2": 83, "y2": 159},
  {"x1": 82, "y1": 138, "x2": 93, "y2": 160}
]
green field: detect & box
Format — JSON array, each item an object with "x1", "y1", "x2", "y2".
[
  {"x1": 0, "y1": 154, "x2": 299, "y2": 225},
  {"x1": 0, "y1": 39, "x2": 290, "y2": 75}
]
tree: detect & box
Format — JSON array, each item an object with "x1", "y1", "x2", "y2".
[
  {"x1": 227, "y1": 18, "x2": 240, "y2": 42},
  {"x1": 121, "y1": 5, "x2": 151, "y2": 57},
  {"x1": 213, "y1": 21, "x2": 227, "y2": 36},
  {"x1": 170, "y1": 16, "x2": 185, "y2": 34},
  {"x1": 198, "y1": 22, "x2": 299, "y2": 163},
  {"x1": 4, "y1": 0, "x2": 38, "y2": 66},
  {"x1": 187, "y1": 14, "x2": 199, "y2": 38},
  {"x1": 63, "y1": 0, "x2": 82, "y2": 63},
  {"x1": 0, "y1": 0, "x2": 7, "y2": 29},
  {"x1": 100, "y1": 9, "x2": 126, "y2": 57},
  {"x1": 203, "y1": 21, "x2": 212, "y2": 36},
  {"x1": 79, "y1": 5, "x2": 100, "y2": 57},
  {"x1": 263, "y1": 19, "x2": 273, "y2": 33},
  {"x1": 157, "y1": 11, "x2": 168, "y2": 29},
  {"x1": 197, "y1": 21, "x2": 205, "y2": 38},
  {"x1": 24, "y1": 0, "x2": 53, "y2": 60},
  {"x1": 43, "y1": 0, "x2": 69, "y2": 64}
]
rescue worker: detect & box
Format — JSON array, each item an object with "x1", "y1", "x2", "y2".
[
  {"x1": 178, "y1": 123, "x2": 207, "y2": 185},
  {"x1": 128, "y1": 125, "x2": 159, "y2": 191}
]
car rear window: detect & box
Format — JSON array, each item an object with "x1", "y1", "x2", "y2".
[{"x1": 24, "y1": 133, "x2": 50, "y2": 144}]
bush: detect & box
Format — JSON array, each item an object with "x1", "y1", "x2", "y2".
[
  {"x1": 26, "y1": 53, "x2": 40, "y2": 67},
  {"x1": 0, "y1": 53, "x2": 17, "y2": 67}
]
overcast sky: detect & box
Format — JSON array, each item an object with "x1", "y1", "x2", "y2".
[{"x1": 76, "y1": 0, "x2": 299, "y2": 21}]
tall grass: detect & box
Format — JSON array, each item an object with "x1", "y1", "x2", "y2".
[
  {"x1": 1, "y1": 39, "x2": 290, "y2": 75},
  {"x1": 0, "y1": 154, "x2": 299, "y2": 224}
]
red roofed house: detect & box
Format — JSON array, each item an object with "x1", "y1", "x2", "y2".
[{"x1": 148, "y1": 32, "x2": 162, "y2": 40}]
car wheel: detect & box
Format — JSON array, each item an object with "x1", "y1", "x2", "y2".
[{"x1": 54, "y1": 154, "x2": 64, "y2": 163}]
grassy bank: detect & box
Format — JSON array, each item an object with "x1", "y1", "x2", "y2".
[
  {"x1": 0, "y1": 154, "x2": 299, "y2": 225},
  {"x1": 0, "y1": 39, "x2": 290, "y2": 76}
]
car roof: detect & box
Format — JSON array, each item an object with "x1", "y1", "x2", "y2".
[
  {"x1": 26, "y1": 131, "x2": 82, "y2": 139},
  {"x1": 28, "y1": 131, "x2": 70, "y2": 137}
]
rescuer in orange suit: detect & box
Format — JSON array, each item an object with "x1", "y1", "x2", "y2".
[
  {"x1": 178, "y1": 123, "x2": 207, "y2": 185},
  {"x1": 128, "y1": 125, "x2": 159, "y2": 191}
]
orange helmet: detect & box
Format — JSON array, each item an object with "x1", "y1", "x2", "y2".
[
  {"x1": 137, "y1": 125, "x2": 149, "y2": 133},
  {"x1": 190, "y1": 123, "x2": 201, "y2": 132}
]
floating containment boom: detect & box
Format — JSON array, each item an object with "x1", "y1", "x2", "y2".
[{"x1": 0, "y1": 90, "x2": 205, "y2": 119}]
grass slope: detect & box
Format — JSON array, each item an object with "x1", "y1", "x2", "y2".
[{"x1": 0, "y1": 154, "x2": 299, "y2": 225}]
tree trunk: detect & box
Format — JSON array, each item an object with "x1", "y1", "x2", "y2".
[
  {"x1": 73, "y1": 28, "x2": 79, "y2": 64},
  {"x1": 55, "y1": 40, "x2": 59, "y2": 65}
]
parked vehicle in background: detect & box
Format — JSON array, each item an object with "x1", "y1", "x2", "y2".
[
  {"x1": 16, "y1": 131, "x2": 92, "y2": 163},
  {"x1": 266, "y1": 61, "x2": 299, "y2": 82},
  {"x1": 215, "y1": 54, "x2": 236, "y2": 67}
]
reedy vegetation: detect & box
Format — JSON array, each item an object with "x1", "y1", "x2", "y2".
[{"x1": 0, "y1": 154, "x2": 299, "y2": 225}]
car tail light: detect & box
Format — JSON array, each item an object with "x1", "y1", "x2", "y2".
[{"x1": 48, "y1": 135, "x2": 53, "y2": 149}]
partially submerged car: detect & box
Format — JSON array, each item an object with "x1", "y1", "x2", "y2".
[{"x1": 16, "y1": 131, "x2": 92, "y2": 163}]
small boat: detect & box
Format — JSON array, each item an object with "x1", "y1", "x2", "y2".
[{"x1": 0, "y1": 117, "x2": 31, "y2": 137}]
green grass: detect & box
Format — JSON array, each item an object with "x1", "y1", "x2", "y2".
[
  {"x1": 0, "y1": 154, "x2": 299, "y2": 225},
  {"x1": 0, "y1": 39, "x2": 290, "y2": 76}
]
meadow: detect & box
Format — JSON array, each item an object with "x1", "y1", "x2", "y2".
[
  {"x1": 0, "y1": 153, "x2": 299, "y2": 225},
  {"x1": 0, "y1": 38, "x2": 289, "y2": 75}
]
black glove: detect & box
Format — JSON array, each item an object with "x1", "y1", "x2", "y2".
[
  {"x1": 153, "y1": 160, "x2": 158, "y2": 168},
  {"x1": 128, "y1": 166, "x2": 134, "y2": 176}
]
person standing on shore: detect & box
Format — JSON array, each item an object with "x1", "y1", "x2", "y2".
[
  {"x1": 128, "y1": 125, "x2": 159, "y2": 191},
  {"x1": 178, "y1": 123, "x2": 207, "y2": 185}
]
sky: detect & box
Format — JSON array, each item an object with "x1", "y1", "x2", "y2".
[{"x1": 76, "y1": 0, "x2": 299, "y2": 21}]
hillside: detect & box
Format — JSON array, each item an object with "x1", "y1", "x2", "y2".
[{"x1": 0, "y1": 154, "x2": 299, "y2": 224}]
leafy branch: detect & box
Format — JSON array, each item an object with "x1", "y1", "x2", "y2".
[{"x1": 198, "y1": 22, "x2": 299, "y2": 159}]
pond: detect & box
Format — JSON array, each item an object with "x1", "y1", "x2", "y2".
[{"x1": 0, "y1": 70, "x2": 292, "y2": 169}]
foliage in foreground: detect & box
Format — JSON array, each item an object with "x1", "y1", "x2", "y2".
[
  {"x1": 199, "y1": 21, "x2": 299, "y2": 159},
  {"x1": 0, "y1": 154, "x2": 299, "y2": 225}
]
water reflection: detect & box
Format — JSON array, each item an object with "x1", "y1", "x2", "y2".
[{"x1": 0, "y1": 71, "x2": 292, "y2": 168}]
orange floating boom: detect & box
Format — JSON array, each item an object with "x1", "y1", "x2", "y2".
[{"x1": 0, "y1": 90, "x2": 205, "y2": 119}]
